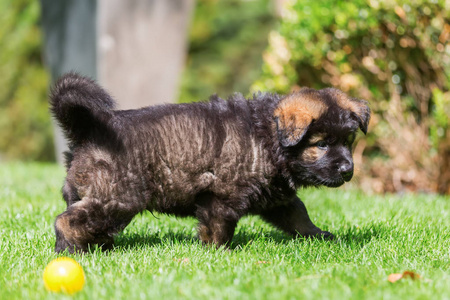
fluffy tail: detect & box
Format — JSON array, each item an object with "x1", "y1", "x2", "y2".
[{"x1": 50, "y1": 73, "x2": 116, "y2": 146}]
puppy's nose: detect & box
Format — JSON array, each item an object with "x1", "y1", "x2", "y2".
[{"x1": 338, "y1": 163, "x2": 353, "y2": 181}]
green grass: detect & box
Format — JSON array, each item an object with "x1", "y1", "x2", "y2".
[{"x1": 0, "y1": 162, "x2": 449, "y2": 300}]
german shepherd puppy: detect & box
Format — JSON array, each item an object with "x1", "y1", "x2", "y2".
[{"x1": 50, "y1": 73, "x2": 370, "y2": 253}]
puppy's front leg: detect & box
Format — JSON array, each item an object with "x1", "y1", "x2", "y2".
[{"x1": 261, "y1": 196, "x2": 334, "y2": 239}]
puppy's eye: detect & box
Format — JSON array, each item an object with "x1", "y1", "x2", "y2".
[{"x1": 316, "y1": 141, "x2": 328, "y2": 149}]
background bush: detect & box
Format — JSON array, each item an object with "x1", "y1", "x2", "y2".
[
  {"x1": 0, "y1": 0, "x2": 53, "y2": 161},
  {"x1": 178, "y1": 0, "x2": 275, "y2": 103},
  {"x1": 254, "y1": 0, "x2": 450, "y2": 194}
]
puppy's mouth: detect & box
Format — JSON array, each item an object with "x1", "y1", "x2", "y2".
[
  {"x1": 323, "y1": 179, "x2": 346, "y2": 188},
  {"x1": 322, "y1": 171, "x2": 353, "y2": 187},
  {"x1": 308, "y1": 176, "x2": 345, "y2": 188}
]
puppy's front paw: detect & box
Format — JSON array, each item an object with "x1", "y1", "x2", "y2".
[
  {"x1": 317, "y1": 231, "x2": 334, "y2": 240},
  {"x1": 303, "y1": 231, "x2": 334, "y2": 240}
]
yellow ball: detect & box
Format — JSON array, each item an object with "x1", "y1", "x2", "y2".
[{"x1": 43, "y1": 257, "x2": 85, "y2": 294}]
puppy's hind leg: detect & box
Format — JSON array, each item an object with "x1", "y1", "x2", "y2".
[
  {"x1": 260, "y1": 196, "x2": 334, "y2": 240},
  {"x1": 54, "y1": 198, "x2": 135, "y2": 253},
  {"x1": 195, "y1": 194, "x2": 240, "y2": 248}
]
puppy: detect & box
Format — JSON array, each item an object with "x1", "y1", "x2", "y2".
[{"x1": 50, "y1": 73, "x2": 370, "y2": 253}]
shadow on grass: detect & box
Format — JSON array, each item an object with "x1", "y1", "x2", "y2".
[
  {"x1": 333, "y1": 222, "x2": 388, "y2": 245},
  {"x1": 57, "y1": 221, "x2": 390, "y2": 255},
  {"x1": 105, "y1": 221, "x2": 390, "y2": 252},
  {"x1": 113, "y1": 230, "x2": 197, "y2": 250},
  {"x1": 230, "y1": 229, "x2": 293, "y2": 249},
  {"x1": 111, "y1": 228, "x2": 339, "y2": 251}
]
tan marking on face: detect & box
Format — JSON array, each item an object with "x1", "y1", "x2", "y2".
[
  {"x1": 274, "y1": 88, "x2": 327, "y2": 145},
  {"x1": 300, "y1": 146, "x2": 327, "y2": 163},
  {"x1": 308, "y1": 133, "x2": 327, "y2": 145}
]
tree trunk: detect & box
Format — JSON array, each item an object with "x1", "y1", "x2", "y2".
[
  {"x1": 40, "y1": 0, "x2": 97, "y2": 163},
  {"x1": 98, "y1": 0, "x2": 195, "y2": 109}
]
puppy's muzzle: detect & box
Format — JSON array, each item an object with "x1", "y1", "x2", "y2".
[{"x1": 338, "y1": 163, "x2": 354, "y2": 182}]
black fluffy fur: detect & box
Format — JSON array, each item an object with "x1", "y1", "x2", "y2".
[{"x1": 50, "y1": 73, "x2": 370, "y2": 253}]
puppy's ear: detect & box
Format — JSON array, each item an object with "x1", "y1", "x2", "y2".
[
  {"x1": 324, "y1": 88, "x2": 371, "y2": 134},
  {"x1": 274, "y1": 89, "x2": 327, "y2": 147},
  {"x1": 348, "y1": 98, "x2": 371, "y2": 134}
]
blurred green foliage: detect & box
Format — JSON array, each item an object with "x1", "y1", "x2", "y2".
[
  {"x1": 431, "y1": 88, "x2": 450, "y2": 149},
  {"x1": 254, "y1": 0, "x2": 450, "y2": 193},
  {"x1": 178, "y1": 0, "x2": 275, "y2": 102},
  {"x1": 0, "y1": 0, "x2": 53, "y2": 161}
]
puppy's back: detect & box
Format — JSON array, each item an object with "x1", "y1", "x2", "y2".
[{"x1": 111, "y1": 96, "x2": 272, "y2": 201}]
